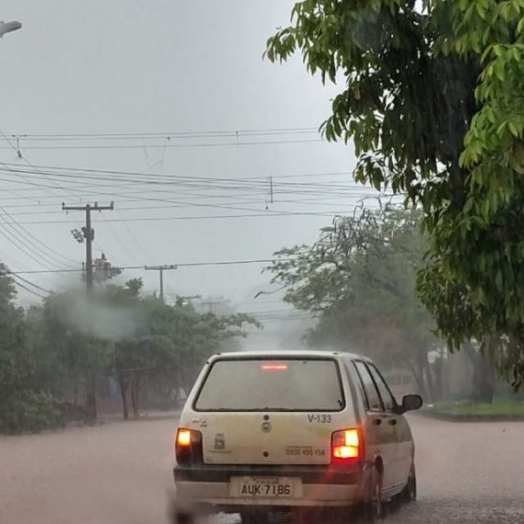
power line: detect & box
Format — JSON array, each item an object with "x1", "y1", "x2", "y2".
[
  {"x1": 0, "y1": 166, "x2": 390, "y2": 210},
  {"x1": 12, "y1": 277, "x2": 47, "y2": 299},
  {"x1": 4, "y1": 126, "x2": 319, "y2": 140},
  {"x1": 0, "y1": 138, "x2": 324, "y2": 151},
  {"x1": 0, "y1": 165, "x2": 389, "y2": 211},
  {"x1": 12, "y1": 273, "x2": 51, "y2": 294},
  {"x1": 0, "y1": 212, "x2": 63, "y2": 271},
  {"x1": 0, "y1": 131, "x2": 83, "y2": 265},
  {"x1": 0, "y1": 187, "x2": 382, "y2": 211},
  {"x1": 0, "y1": 197, "x2": 78, "y2": 269},
  {"x1": 0, "y1": 164, "x2": 365, "y2": 190},
  {"x1": 2, "y1": 166, "x2": 368, "y2": 219},
  {"x1": 2, "y1": 257, "x2": 292, "y2": 275},
  {"x1": 1, "y1": 208, "x2": 378, "y2": 225},
  {"x1": 100, "y1": 212, "x2": 143, "y2": 265},
  {"x1": 0, "y1": 198, "x2": 376, "y2": 217},
  {"x1": 115, "y1": 208, "x2": 150, "y2": 262},
  {"x1": 0, "y1": 128, "x2": 322, "y2": 152},
  {"x1": 0, "y1": 161, "x2": 354, "y2": 179},
  {"x1": 178, "y1": 259, "x2": 288, "y2": 268}
]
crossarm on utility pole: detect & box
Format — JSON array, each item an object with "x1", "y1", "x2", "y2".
[{"x1": 144, "y1": 264, "x2": 177, "y2": 303}]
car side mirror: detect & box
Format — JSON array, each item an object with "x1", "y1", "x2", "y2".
[{"x1": 401, "y1": 394, "x2": 423, "y2": 413}]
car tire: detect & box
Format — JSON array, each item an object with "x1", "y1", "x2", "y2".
[
  {"x1": 170, "y1": 508, "x2": 197, "y2": 524},
  {"x1": 394, "y1": 462, "x2": 417, "y2": 503},
  {"x1": 240, "y1": 511, "x2": 268, "y2": 524},
  {"x1": 358, "y1": 465, "x2": 383, "y2": 523}
]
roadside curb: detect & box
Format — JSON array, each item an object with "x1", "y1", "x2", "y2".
[{"x1": 416, "y1": 410, "x2": 524, "y2": 423}]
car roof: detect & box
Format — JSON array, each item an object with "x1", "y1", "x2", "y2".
[{"x1": 210, "y1": 349, "x2": 372, "y2": 362}]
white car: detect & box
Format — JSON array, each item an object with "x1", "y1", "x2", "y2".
[{"x1": 173, "y1": 350, "x2": 422, "y2": 523}]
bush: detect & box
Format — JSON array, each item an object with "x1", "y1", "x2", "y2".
[{"x1": 0, "y1": 390, "x2": 61, "y2": 434}]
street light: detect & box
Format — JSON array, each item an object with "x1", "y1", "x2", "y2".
[{"x1": 0, "y1": 21, "x2": 22, "y2": 38}]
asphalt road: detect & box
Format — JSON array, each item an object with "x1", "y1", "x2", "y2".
[{"x1": 1, "y1": 415, "x2": 523, "y2": 524}]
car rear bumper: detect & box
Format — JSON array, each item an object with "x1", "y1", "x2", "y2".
[{"x1": 173, "y1": 464, "x2": 363, "y2": 510}]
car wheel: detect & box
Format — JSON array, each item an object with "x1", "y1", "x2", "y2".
[
  {"x1": 359, "y1": 465, "x2": 383, "y2": 523},
  {"x1": 240, "y1": 511, "x2": 268, "y2": 524},
  {"x1": 394, "y1": 462, "x2": 417, "y2": 503},
  {"x1": 170, "y1": 508, "x2": 197, "y2": 524}
]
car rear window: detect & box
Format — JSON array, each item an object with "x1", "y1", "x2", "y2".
[{"x1": 194, "y1": 358, "x2": 345, "y2": 412}]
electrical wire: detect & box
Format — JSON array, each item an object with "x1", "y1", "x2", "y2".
[
  {"x1": 13, "y1": 273, "x2": 51, "y2": 294},
  {"x1": 0, "y1": 131, "x2": 83, "y2": 265},
  {"x1": 0, "y1": 127, "x2": 324, "y2": 152},
  {"x1": 11, "y1": 277, "x2": 47, "y2": 299},
  {"x1": 0, "y1": 138, "x2": 324, "y2": 151},
  {"x1": 0, "y1": 165, "x2": 368, "y2": 192},
  {"x1": 2, "y1": 209, "x2": 372, "y2": 225},
  {"x1": 4, "y1": 126, "x2": 319, "y2": 140},
  {"x1": 3, "y1": 257, "x2": 294, "y2": 275}
]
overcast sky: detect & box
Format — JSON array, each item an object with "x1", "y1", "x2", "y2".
[{"x1": 0, "y1": 1, "x2": 382, "y2": 348}]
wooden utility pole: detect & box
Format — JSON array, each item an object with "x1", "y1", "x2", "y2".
[
  {"x1": 200, "y1": 298, "x2": 222, "y2": 314},
  {"x1": 144, "y1": 264, "x2": 177, "y2": 302},
  {"x1": 62, "y1": 202, "x2": 114, "y2": 423}
]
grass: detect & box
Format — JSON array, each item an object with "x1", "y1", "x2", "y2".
[{"x1": 427, "y1": 399, "x2": 524, "y2": 417}]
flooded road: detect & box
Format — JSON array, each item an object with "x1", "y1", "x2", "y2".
[
  {"x1": 386, "y1": 415, "x2": 524, "y2": 523},
  {"x1": 1, "y1": 415, "x2": 523, "y2": 523}
]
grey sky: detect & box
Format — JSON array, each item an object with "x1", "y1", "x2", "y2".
[{"x1": 1, "y1": 1, "x2": 381, "y2": 347}]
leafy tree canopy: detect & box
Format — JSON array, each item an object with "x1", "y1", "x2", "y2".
[
  {"x1": 267, "y1": 206, "x2": 438, "y2": 397},
  {"x1": 0, "y1": 269, "x2": 260, "y2": 430},
  {"x1": 266, "y1": 0, "x2": 524, "y2": 387}
]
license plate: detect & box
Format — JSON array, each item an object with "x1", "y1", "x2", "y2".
[{"x1": 232, "y1": 477, "x2": 294, "y2": 498}]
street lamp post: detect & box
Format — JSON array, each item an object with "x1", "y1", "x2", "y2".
[{"x1": 0, "y1": 20, "x2": 22, "y2": 38}]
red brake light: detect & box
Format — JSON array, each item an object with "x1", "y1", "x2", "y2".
[
  {"x1": 332, "y1": 429, "x2": 361, "y2": 463},
  {"x1": 175, "y1": 428, "x2": 203, "y2": 465},
  {"x1": 176, "y1": 429, "x2": 192, "y2": 447},
  {"x1": 261, "y1": 363, "x2": 288, "y2": 371}
]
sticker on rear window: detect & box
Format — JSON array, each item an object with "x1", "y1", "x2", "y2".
[{"x1": 307, "y1": 414, "x2": 332, "y2": 424}]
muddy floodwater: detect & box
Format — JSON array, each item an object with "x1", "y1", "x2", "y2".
[{"x1": 1, "y1": 415, "x2": 523, "y2": 523}]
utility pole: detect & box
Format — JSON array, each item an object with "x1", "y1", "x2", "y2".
[
  {"x1": 62, "y1": 201, "x2": 114, "y2": 423},
  {"x1": 145, "y1": 264, "x2": 177, "y2": 302},
  {"x1": 0, "y1": 20, "x2": 22, "y2": 38},
  {"x1": 200, "y1": 298, "x2": 222, "y2": 314}
]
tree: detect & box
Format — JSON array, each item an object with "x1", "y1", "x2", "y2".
[
  {"x1": 0, "y1": 265, "x2": 61, "y2": 433},
  {"x1": 104, "y1": 280, "x2": 259, "y2": 419},
  {"x1": 0, "y1": 268, "x2": 260, "y2": 431},
  {"x1": 266, "y1": 1, "x2": 524, "y2": 388},
  {"x1": 267, "y1": 206, "x2": 440, "y2": 399}
]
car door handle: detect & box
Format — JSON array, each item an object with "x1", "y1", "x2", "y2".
[
  {"x1": 388, "y1": 419, "x2": 397, "y2": 426},
  {"x1": 372, "y1": 418, "x2": 382, "y2": 426}
]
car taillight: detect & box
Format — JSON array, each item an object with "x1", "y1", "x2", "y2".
[
  {"x1": 175, "y1": 428, "x2": 203, "y2": 465},
  {"x1": 331, "y1": 429, "x2": 361, "y2": 463}
]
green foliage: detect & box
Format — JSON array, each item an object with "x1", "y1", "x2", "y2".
[
  {"x1": 266, "y1": 0, "x2": 524, "y2": 388},
  {"x1": 0, "y1": 267, "x2": 259, "y2": 431},
  {"x1": 266, "y1": 206, "x2": 438, "y2": 397},
  {"x1": 0, "y1": 265, "x2": 61, "y2": 433},
  {"x1": 0, "y1": 390, "x2": 61, "y2": 434}
]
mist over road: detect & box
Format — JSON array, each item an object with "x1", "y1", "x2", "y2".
[{"x1": 1, "y1": 415, "x2": 523, "y2": 523}]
